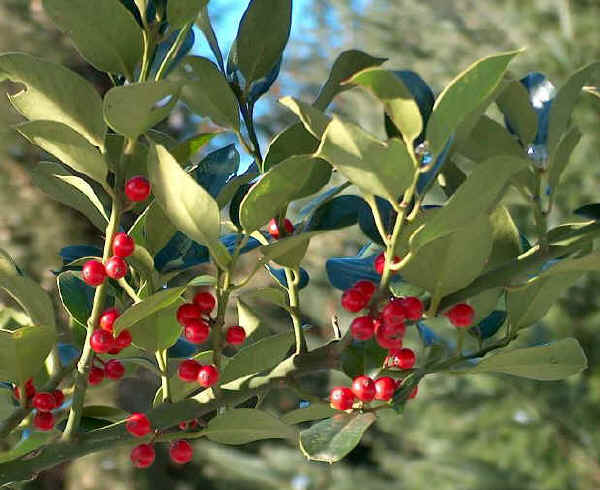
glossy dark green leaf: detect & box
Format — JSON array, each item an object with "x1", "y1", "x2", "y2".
[
  {"x1": 342, "y1": 338, "x2": 387, "y2": 379},
  {"x1": 358, "y1": 196, "x2": 394, "y2": 245},
  {"x1": 471, "y1": 310, "x2": 507, "y2": 340},
  {"x1": 574, "y1": 203, "x2": 600, "y2": 220},
  {"x1": 57, "y1": 271, "x2": 94, "y2": 326},
  {"x1": 205, "y1": 409, "x2": 296, "y2": 445},
  {"x1": 266, "y1": 265, "x2": 310, "y2": 290},
  {"x1": 299, "y1": 412, "x2": 376, "y2": 463},
  {"x1": 191, "y1": 144, "x2": 240, "y2": 198},
  {"x1": 326, "y1": 253, "x2": 381, "y2": 291},
  {"x1": 305, "y1": 195, "x2": 362, "y2": 232}
]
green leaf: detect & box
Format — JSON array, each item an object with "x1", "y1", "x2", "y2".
[
  {"x1": 496, "y1": 80, "x2": 538, "y2": 146},
  {"x1": 130, "y1": 201, "x2": 176, "y2": 256},
  {"x1": 229, "y1": 0, "x2": 292, "y2": 91},
  {"x1": 167, "y1": 0, "x2": 208, "y2": 28},
  {"x1": 314, "y1": 50, "x2": 387, "y2": 110},
  {"x1": 0, "y1": 53, "x2": 106, "y2": 148},
  {"x1": 0, "y1": 249, "x2": 19, "y2": 276},
  {"x1": 43, "y1": 0, "x2": 143, "y2": 80},
  {"x1": 113, "y1": 286, "x2": 185, "y2": 335},
  {"x1": 148, "y1": 144, "x2": 231, "y2": 269},
  {"x1": 30, "y1": 162, "x2": 108, "y2": 230},
  {"x1": 316, "y1": 117, "x2": 415, "y2": 203},
  {"x1": 467, "y1": 338, "x2": 587, "y2": 380},
  {"x1": 103, "y1": 81, "x2": 181, "y2": 138},
  {"x1": 204, "y1": 409, "x2": 296, "y2": 445},
  {"x1": 349, "y1": 67, "x2": 422, "y2": 145},
  {"x1": 171, "y1": 132, "x2": 220, "y2": 164},
  {"x1": 0, "y1": 274, "x2": 55, "y2": 329},
  {"x1": 260, "y1": 236, "x2": 310, "y2": 268},
  {"x1": 0, "y1": 432, "x2": 54, "y2": 464},
  {"x1": 241, "y1": 287, "x2": 289, "y2": 310},
  {"x1": 0, "y1": 326, "x2": 57, "y2": 384},
  {"x1": 18, "y1": 121, "x2": 107, "y2": 184},
  {"x1": 547, "y1": 62, "x2": 600, "y2": 155},
  {"x1": 281, "y1": 404, "x2": 338, "y2": 425},
  {"x1": 130, "y1": 301, "x2": 183, "y2": 352},
  {"x1": 187, "y1": 275, "x2": 217, "y2": 288},
  {"x1": 299, "y1": 412, "x2": 376, "y2": 463},
  {"x1": 237, "y1": 299, "x2": 268, "y2": 342},
  {"x1": 178, "y1": 56, "x2": 240, "y2": 130},
  {"x1": 197, "y1": 5, "x2": 224, "y2": 72},
  {"x1": 547, "y1": 126, "x2": 581, "y2": 194},
  {"x1": 409, "y1": 156, "x2": 525, "y2": 253},
  {"x1": 456, "y1": 115, "x2": 524, "y2": 163},
  {"x1": 221, "y1": 331, "x2": 294, "y2": 384},
  {"x1": 81, "y1": 405, "x2": 129, "y2": 422},
  {"x1": 279, "y1": 97, "x2": 330, "y2": 139},
  {"x1": 263, "y1": 123, "x2": 319, "y2": 171},
  {"x1": 427, "y1": 50, "x2": 521, "y2": 156},
  {"x1": 57, "y1": 271, "x2": 94, "y2": 326},
  {"x1": 240, "y1": 155, "x2": 331, "y2": 232}
]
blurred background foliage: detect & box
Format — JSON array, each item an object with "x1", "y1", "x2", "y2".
[{"x1": 1, "y1": 0, "x2": 600, "y2": 488}]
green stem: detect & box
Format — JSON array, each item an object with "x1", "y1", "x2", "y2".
[
  {"x1": 155, "y1": 350, "x2": 170, "y2": 404},
  {"x1": 154, "y1": 23, "x2": 192, "y2": 81},
  {"x1": 118, "y1": 278, "x2": 142, "y2": 303},
  {"x1": 139, "y1": 29, "x2": 154, "y2": 83},
  {"x1": 533, "y1": 170, "x2": 548, "y2": 250},
  {"x1": 365, "y1": 194, "x2": 390, "y2": 245},
  {"x1": 285, "y1": 268, "x2": 306, "y2": 354}
]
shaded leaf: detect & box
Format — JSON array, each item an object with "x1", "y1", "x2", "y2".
[
  {"x1": 0, "y1": 326, "x2": 57, "y2": 384},
  {"x1": 281, "y1": 404, "x2": 338, "y2": 425},
  {"x1": 167, "y1": 0, "x2": 207, "y2": 28},
  {"x1": 129, "y1": 301, "x2": 183, "y2": 352},
  {"x1": 263, "y1": 123, "x2": 319, "y2": 172},
  {"x1": 497, "y1": 80, "x2": 538, "y2": 146},
  {"x1": 205, "y1": 409, "x2": 296, "y2": 445}
]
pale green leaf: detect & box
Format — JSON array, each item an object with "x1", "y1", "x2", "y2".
[
  {"x1": 0, "y1": 326, "x2": 57, "y2": 384},
  {"x1": 167, "y1": 0, "x2": 208, "y2": 28},
  {"x1": 204, "y1": 409, "x2": 296, "y2": 445},
  {"x1": 547, "y1": 126, "x2": 581, "y2": 194},
  {"x1": 129, "y1": 300, "x2": 183, "y2": 352},
  {"x1": 281, "y1": 404, "x2": 338, "y2": 425},
  {"x1": 0, "y1": 275, "x2": 55, "y2": 329},
  {"x1": 279, "y1": 97, "x2": 331, "y2": 139},
  {"x1": 496, "y1": 80, "x2": 538, "y2": 146}
]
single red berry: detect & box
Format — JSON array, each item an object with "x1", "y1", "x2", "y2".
[
  {"x1": 267, "y1": 218, "x2": 294, "y2": 239},
  {"x1": 178, "y1": 359, "x2": 200, "y2": 382},
  {"x1": 350, "y1": 316, "x2": 375, "y2": 341},
  {"x1": 392, "y1": 348, "x2": 416, "y2": 369},
  {"x1": 445, "y1": 303, "x2": 475, "y2": 327},
  {"x1": 176, "y1": 303, "x2": 203, "y2": 326},
  {"x1": 82, "y1": 260, "x2": 106, "y2": 286},
  {"x1": 341, "y1": 289, "x2": 367, "y2": 313},
  {"x1": 197, "y1": 365, "x2": 219, "y2": 388},
  {"x1": 329, "y1": 386, "x2": 355, "y2": 410},
  {"x1": 382, "y1": 301, "x2": 406, "y2": 328},
  {"x1": 130, "y1": 443, "x2": 155, "y2": 468},
  {"x1": 90, "y1": 329, "x2": 115, "y2": 354},
  {"x1": 33, "y1": 392, "x2": 56, "y2": 412},
  {"x1": 409, "y1": 385, "x2": 418, "y2": 399},
  {"x1": 33, "y1": 411, "x2": 54, "y2": 431},
  {"x1": 105, "y1": 359, "x2": 125, "y2": 380},
  {"x1": 52, "y1": 389, "x2": 65, "y2": 407},
  {"x1": 375, "y1": 320, "x2": 405, "y2": 349},
  {"x1": 105, "y1": 256, "x2": 128, "y2": 280},
  {"x1": 397, "y1": 296, "x2": 423, "y2": 321},
  {"x1": 126, "y1": 413, "x2": 152, "y2": 437},
  {"x1": 225, "y1": 326, "x2": 246, "y2": 346},
  {"x1": 179, "y1": 419, "x2": 199, "y2": 431},
  {"x1": 184, "y1": 319, "x2": 210, "y2": 344},
  {"x1": 384, "y1": 349, "x2": 403, "y2": 368},
  {"x1": 193, "y1": 291, "x2": 216, "y2": 314},
  {"x1": 351, "y1": 375, "x2": 376, "y2": 402},
  {"x1": 99, "y1": 307, "x2": 120, "y2": 332},
  {"x1": 169, "y1": 440, "x2": 193, "y2": 464},
  {"x1": 353, "y1": 280, "x2": 376, "y2": 300},
  {"x1": 88, "y1": 366, "x2": 105, "y2": 385},
  {"x1": 374, "y1": 377, "x2": 397, "y2": 401},
  {"x1": 373, "y1": 252, "x2": 401, "y2": 275},
  {"x1": 115, "y1": 330, "x2": 132, "y2": 350},
  {"x1": 112, "y1": 232, "x2": 135, "y2": 258},
  {"x1": 125, "y1": 176, "x2": 151, "y2": 202}
]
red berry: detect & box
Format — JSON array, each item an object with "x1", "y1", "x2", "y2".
[
  {"x1": 82, "y1": 260, "x2": 106, "y2": 286},
  {"x1": 105, "y1": 359, "x2": 125, "y2": 380},
  {"x1": 351, "y1": 375, "x2": 376, "y2": 402},
  {"x1": 267, "y1": 218, "x2": 294, "y2": 239},
  {"x1": 99, "y1": 307, "x2": 120, "y2": 332},
  {"x1": 373, "y1": 252, "x2": 401, "y2": 275},
  {"x1": 225, "y1": 326, "x2": 246, "y2": 346},
  {"x1": 33, "y1": 392, "x2": 56, "y2": 412},
  {"x1": 184, "y1": 319, "x2": 210, "y2": 344},
  {"x1": 178, "y1": 359, "x2": 200, "y2": 382},
  {"x1": 179, "y1": 419, "x2": 199, "y2": 431},
  {"x1": 341, "y1": 289, "x2": 367, "y2": 313},
  {"x1": 90, "y1": 329, "x2": 115, "y2": 354},
  {"x1": 169, "y1": 440, "x2": 193, "y2": 464},
  {"x1": 193, "y1": 291, "x2": 216, "y2": 314},
  {"x1": 112, "y1": 232, "x2": 135, "y2": 258},
  {"x1": 350, "y1": 316, "x2": 375, "y2": 341},
  {"x1": 329, "y1": 386, "x2": 355, "y2": 410},
  {"x1": 382, "y1": 301, "x2": 406, "y2": 328},
  {"x1": 33, "y1": 411, "x2": 54, "y2": 431},
  {"x1": 409, "y1": 385, "x2": 418, "y2": 399},
  {"x1": 375, "y1": 320, "x2": 405, "y2": 349},
  {"x1": 13, "y1": 378, "x2": 36, "y2": 401},
  {"x1": 88, "y1": 366, "x2": 105, "y2": 385},
  {"x1": 374, "y1": 377, "x2": 397, "y2": 401},
  {"x1": 197, "y1": 365, "x2": 219, "y2": 388},
  {"x1": 445, "y1": 303, "x2": 475, "y2": 327},
  {"x1": 176, "y1": 303, "x2": 203, "y2": 326},
  {"x1": 108, "y1": 347, "x2": 122, "y2": 355},
  {"x1": 353, "y1": 280, "x2": 376, "y2": 300},
  {"x1": 130, "y1": 443, "x2": 155, "y2": 468},
  {"x1": 391, "y1": 348, "x2": 416, "y2": 369},
  {"x1": 125, "y1": 176, "x2": 151, "y2": 202},
  {"x1": 115, "y1": 330, "x2": 132, "y2": 350},
  {"x1": 52, "y1": 390, "x2": 65, "y2": 407},
  {"x1": 105, "y1": 256, "x2": 128, "y2": 280},
  {"x1": 397, "y1": 296, "x2": 423, "y2": 321},
  {"x1": 126, "y1": 413, "x2": 152, "y2": 437}
]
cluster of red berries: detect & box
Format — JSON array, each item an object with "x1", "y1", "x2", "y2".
[
  {"x1": 89, "y1": 306, "x2": 132, "y2": 358},
  {"x1": 88, "y1": 357, "x2": 125, "y2": 386},
  {"x1": 13, "y1": 379, "x2": 65, "y2": 431},
  {"x1": 81, "y1": 175, "x2": 150, "y2": 288},
  {"x1": 177, "y1": 359, "x2": 220, "y2": 387},
  {"x1": 267, "y1": 217, "x2": 294, "y2": 240},
  {"x1": 126, "y1": 413, "x2": 195, "y2": 468},
  {"x1": 330, "y1": 375, "x2": 417, "y2": 410}
]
